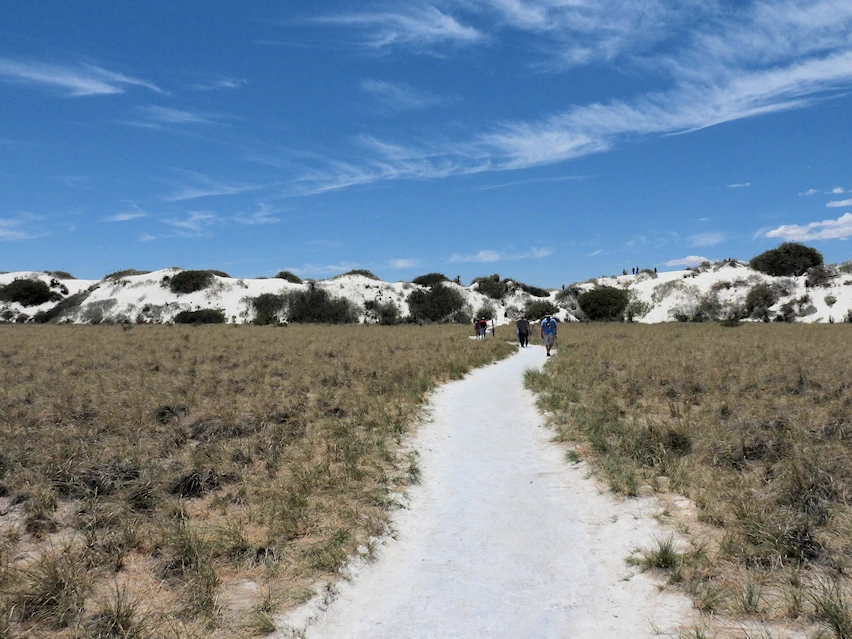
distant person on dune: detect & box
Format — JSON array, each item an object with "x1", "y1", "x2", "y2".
[
  {"x1": 540, "y1": 314, "x2": 557, "y2": 357},
  {"x1": 516, "y1": 316, "x2": 530, "y2": 347}
]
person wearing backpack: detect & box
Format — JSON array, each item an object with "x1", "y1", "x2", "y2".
[{"x1": 540, "y1": 314, "x2": 557, "y2": 356}]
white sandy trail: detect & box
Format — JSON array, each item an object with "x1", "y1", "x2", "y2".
[{"x1": 281, "y1": 346, "x2": 693, "y2": 638}]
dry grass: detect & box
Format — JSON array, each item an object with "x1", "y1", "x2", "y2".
[
  {"x1": 526, "y1": 323, "x2": 852, "y2": 636},
  {"x1": 0, "y1": 324, "x2": 513, "y2": 637}
]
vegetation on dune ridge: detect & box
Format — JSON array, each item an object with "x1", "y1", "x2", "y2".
[
  {"x1": 527, "y1": 323, "x2": 852, "y2": 634},
  {"x1": 0, "y1": 325, "x2": 514, "y2": 637}
]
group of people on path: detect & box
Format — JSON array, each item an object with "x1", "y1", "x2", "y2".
[
  {"x1": 473, "y1": 317, "x2": 493, "y2": 339},
  {"x1": 515, "y1": 314, "x2": 558, "y2": 356}
]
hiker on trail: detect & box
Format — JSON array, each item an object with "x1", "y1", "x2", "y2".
[
  {"x1": 516, "y1": 316, "x2": 530, "y2": 347},
  {"x1": 473, "y1": 317, "x2": 481, "y2": 339},
  {"x1": 478, "y1": 317, "x2": 488, "y2": 339},
  {"x1": 540, "y1": 314, "x2": 557, "y2": 357}
]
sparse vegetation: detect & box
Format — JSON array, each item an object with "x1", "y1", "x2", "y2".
[
  {"x1": 338, "y1": 269, "x2": 379, "y2": 280},
  {"x1": 0, "y1": 325, "x2": 514, "y2": 636},
  {"x1": 527, "y1": 323, "x2": 852, "y2": 627},
  {"x1": 105, "y1": 269, "x2": 151, "y2": 281},
  {"x1": 472, "y1": 274, "x2": 508, "y2": 300}
]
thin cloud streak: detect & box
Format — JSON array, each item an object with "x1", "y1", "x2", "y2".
[
  {"x1": 0, "y1": 58, "x2": 162, "y2": 96},
  {"x1": 690, "y1": 232, "x2": 727, "y2": 247},
  {"x1": 665, "y1": 255, "x2": 710, "y2": 267},
  {"x1": 447, "y1": 247, "x2": 552, "y2": 263}
]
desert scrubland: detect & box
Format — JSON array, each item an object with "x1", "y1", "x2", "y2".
[
  {"x1": 0, "y1": 325, "x2": 513, "y2": 638},
  {"x1": 527, "y1": 323, "x2": 852, "y2": 637}
]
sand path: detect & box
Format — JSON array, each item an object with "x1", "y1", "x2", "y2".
[{"x1": 280, "y1": 345, "x2": 693, "y2": 638}]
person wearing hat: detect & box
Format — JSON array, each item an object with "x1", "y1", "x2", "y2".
[
  {"x1": 516, "y1": 315, "x2": 530, "y2": 347},
  {"x1": 540, "y1": 313, "x2": 557, "y2": 356}
]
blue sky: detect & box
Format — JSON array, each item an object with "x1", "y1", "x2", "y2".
[{"x1": 2, "y1": 1, "x2": 852, "y2": 287}]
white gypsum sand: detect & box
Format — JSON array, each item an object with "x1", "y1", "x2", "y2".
[{"x1": 278, "y1": 346, "x2": 695, "y2": 639}]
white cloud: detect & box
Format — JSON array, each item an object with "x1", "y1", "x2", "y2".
[
  {"x1": 105, "y1": 207, "x2": 147, "y2": 222},
  {"x1": 165, "y1": 173, "x2": 261, "y2": 201},
  {"x1": 665, "y1": 255, "x2": 710, "y2": 267},
  {"x1": 448, "y1": 246, "x2": 552, "y2": 262},
  {"x1": 827, "y1": 198, "x2": 852, "y2": 208},
  {"x1": 586, "y1": 248, "x2": 602, "y2": 257},
  {"x1": 164, "y1": 211, "x2": 217, "y2": 234},
  {"x1": 390, "y1": 258, "x2": 419, "y2": 269},
  {"x1": 0, "y1": 214, "x2": 47, "y2": 241},
  {"x1": 799, "y1": 188, "x2": 819, "y2": 196},
  {"x1": 139, "y1": 106, "x2": 217, "y2": 126},
  {"x1": 139, "y1": 233, "x2": 156, "y2": 242},
  {"x1": 830, "y1": 187, "x2": 846, "y2": 194},
  {"x1": 690, "y1": 231, "x2": 727, "y2": 247},
  {"x1": 233, "y1": 203, "x2": 280, "y2": 225},
  {"x1": 312, "y1": 6, "x2": 484, "y2": 49},
  {"x1": 193, "y1": 77, "x2": 246, "y2": 91},
  {"x1": 360, "y1": 80, "x2": 446, "y2": 110},
  {"x1": 0, "y1": 58, "x2": 161, "y2": 96},
  {"x1": 727, "y1": 182, "x2": 750, "y2": 188},
  {"x1": 766, "y1": 212, "x2": 852, "y2": 241}
]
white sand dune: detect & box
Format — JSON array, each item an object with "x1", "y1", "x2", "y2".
[{"x1": 278, "y1": 347, "x2": 694, "y2": 639}]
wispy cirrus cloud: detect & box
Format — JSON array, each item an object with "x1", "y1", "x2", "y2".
[
  {"x1": 0, "y1": 214, "x2": 48, "y2": 241},
  {"x1": 766, "y1": 212, "x2": 852, "y2": 241},
  {"x1": 799, "y1": 188, "x2": 819, "y2": 196},
  {"x1": 447, "y1": 246, "x2": 552, "y2": 263},
  {"x1": 690, "y1": 231, "x2": 727, "y2": 247},
  {"x1": 665, "y1": 255, "x2": 709, "y2": 267},
  {"x1": 138, "y1": 106, "x2": 219, "y2": 126},
  {"x1": 727, "y1": 182, "x2": 750, "y2": 188},
  {"x1": 360, "y1": 80, "x2": 447, "y2": 110},
  {"x1": 233, "y1": 203, "x2": 280, "y2": 225},
  {"x1": 165, "y1": 172, "x2": 262, "y2": 202},
  {"x1": 105, "y1": 210, "x2": 148, "y2": 222},
  {"x1": 310, "y1": 6, "x2": 484, "y2": 50},
  {"x1": 192, "y1": 77, "x2": 247, "y2": 91},
  {"x1": 0, "y1": 58, "x2": 161, "y2": 96},
  {"x1": 164, "y1": 211, "x2": 218, "y2": 235}
]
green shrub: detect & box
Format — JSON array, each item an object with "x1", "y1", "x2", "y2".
[
  {"x1": 411, "y1": 273, "x2": 448, "y2": 287},
  {"x1": 524, "y1": 299, "x2": 560, "y2": 320},
  {"x1": 807, "y1": 265, "x2": 834, "y2": 288},
  {"x1": 250, "y1": 293, "x2": 287, "y2": 325},
  {"x1": 516, "y1": 282, "x2": 549, "y2": 297},
  {"x1": 168, "y1": 271, "x2": 214, "y2": 295},
  {"x1": 338, "y1": 269, "x2": 379, "y2": 280},
  {"x1": 365, "y1": 300, "x2": 401, "y2": 325},
  {"x1": 286, "y1": 287, "x2": 360, "y2": 323},
  {"x1": 578, "y1": 287, "x2": 629, "y2": 321},
  {"x1": 174, "y1": 309, "x2": 226, "y2": 324},
  {"x1": 745, "y1": 283, "x2": 778, "y2": 318},
  {"x1": 472, "y1": 274, "x2": 508, "y2": 300},
  {"x1": 407, "y1": 283, "x2": 468, "y2": 323},
  {"x1": 104, "y1": 269, "x2": 151, "y2": 281},
  {"x1": 0, "y1": 279, "x2": 56, "y2": 306},
  {"x1": 825, "y1": 295, "x2": 837, "y2": 307},
  {"x1": 474, "y1": 304, "x2": 496, "y2": 320},
  {"x1": 274, "y1": 271, "x2": 303, "y2": 284},
  {"x1": 750, "y1": 243, "x2": 823, "y2": 277},
  {"x1": 32, "y1": 291, "x2": 92, "y2": 324},
  {"x1": 45, "y1": 271, "x2": 75, "y2": 279}
]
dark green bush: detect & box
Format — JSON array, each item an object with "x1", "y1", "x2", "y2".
[
  {"x1": 474, "y1": 304, "x2": 496, "y2": 320},
  {"x1": 807, "y1": 264, "x2": 833, "y2": 288},
  {"x1": 365, "y1": 300, "x2": 401, "y2": 325},
  {"x1": 274, "y1": 271, "x2": 303, "y2": 284},
  {"x1": 250, "y1": 293, "x2": 287, "y2": 325},
  {"x1": 750, "y1": 243, "x2": 823, "y2": 277},
  {"x1": 407, "y1": 283, "x2": 467, "y2": 323},
  {"x1": 525, "y1": 299, "x2": 560, "y2": 320},
  {"x1": 339, "y1": 269, "x2": 379, "y2": 280},
  {"x1": 286, "y1": 287, "x2": 359, "y2": 323},
  {"x1": 207, "y1": 270, "x2": 230, "y2": 278},
  {"x1": 745, "y1": 283, "x2": 778, "y2": 318},
  {"x1": 45, "y1": 271, "x2": 75, "y2": 280},
  {"x1": 168, "y1": 271, "x2": 215, "y2": 295},
  {"x1": 174, "y1": 309, "x2": 226, "y2": 324},
  {"x1": 0, "y1": 279, "x2": 56, "y2": 306},
  {"x1": 472, "y1": 274, "x2": 508, "y2": 300},
  {"x1": 412, "y1": 273, "x2": 449, "y2": 287},
  {"x1": 577, "y1": 287, "x2": 629, "y2": 321},
  {"x1": 516, "y1": 282, "x2": 549, "y2": 298},
  {"x1": 104, "y1": 269, "x2": 151, "y2": 281}
]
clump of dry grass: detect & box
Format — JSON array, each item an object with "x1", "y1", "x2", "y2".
[
  {"x1": 527, "y1": 323, "x2": 852, "y2": 633},
  {"x1": 0, "y1": 324, "x2": 513, "y2": 636}
]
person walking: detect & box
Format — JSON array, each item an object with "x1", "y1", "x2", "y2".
[
  {"x1": 516, "y1": 316, "x2": 530, "y2": 347},
  {"x1": 540, "y1": 314, "x2": 557, "y2": 357}
]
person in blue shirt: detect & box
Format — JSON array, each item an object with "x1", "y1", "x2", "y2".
[{"x1": 540, "y1": 314, "x2": 557, "y2": 356}]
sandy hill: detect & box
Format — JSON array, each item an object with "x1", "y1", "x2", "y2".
[{"x1": 1, "y1": 261, "x2": 851, "y2": 325}]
